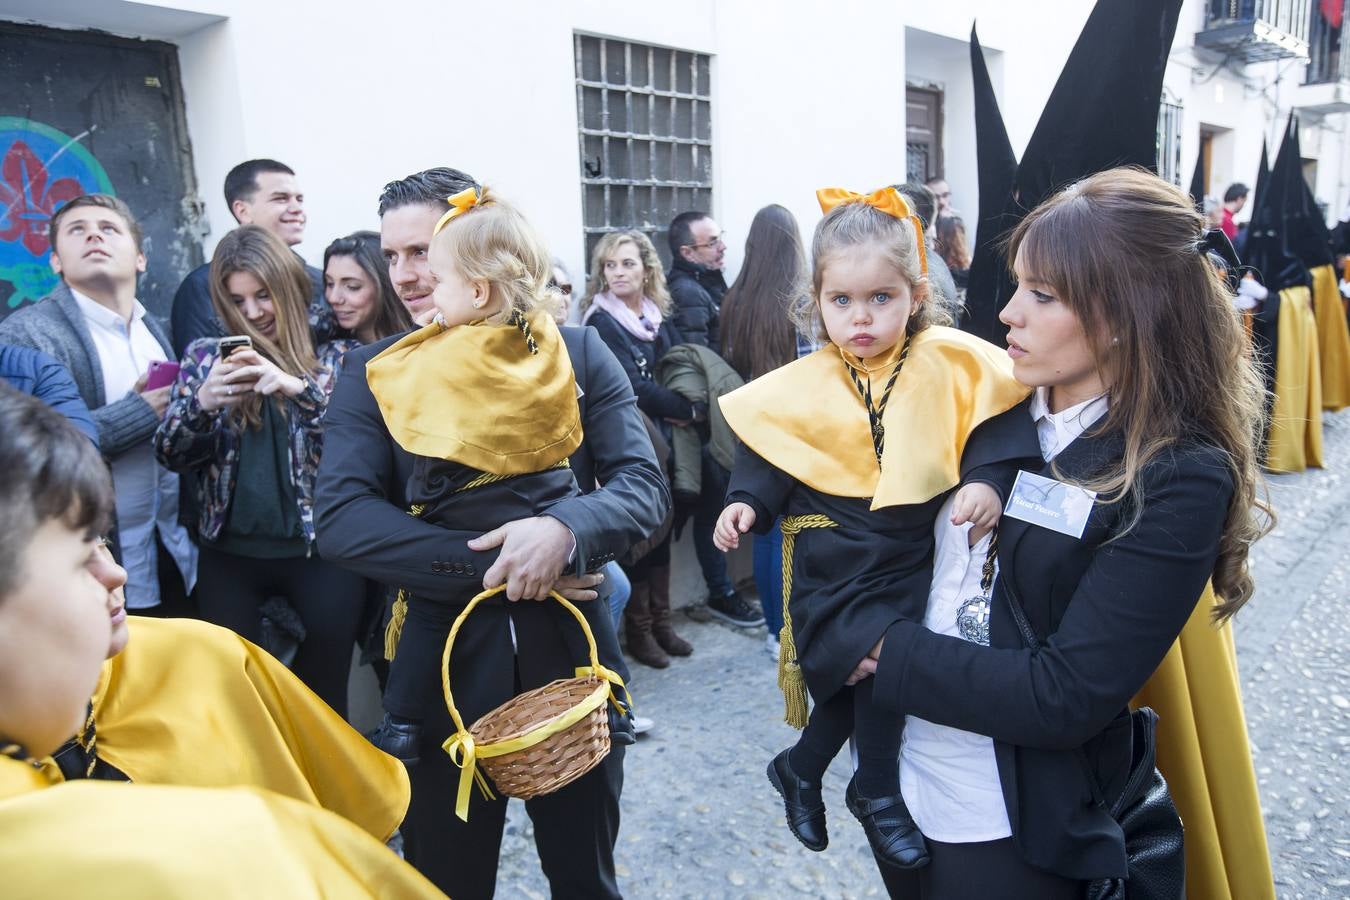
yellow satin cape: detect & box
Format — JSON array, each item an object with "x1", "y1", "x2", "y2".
[
  {"x1": 1310, "y1": 264, "x2": 1350, "y2": 411},
  {"x1": 40, "y1": 617, "x2": 408, "y2": 843},
  {"x1": 0, "y1": 757, "x2": 444, "y2": 899},
  {"x1": 1266, "y1": 286, "x2": 1324, "y2": 473},
  {"x1": 718, "y1": 326, "x2": 1029, "y2": 509},
  {"x1": 1132, "y1": 585, "x2": 1275, "y2": 900},
  {"x1": 366, "y1": 311, "x2": 582, "y2": 475}
]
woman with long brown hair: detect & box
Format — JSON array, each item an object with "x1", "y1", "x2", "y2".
[
  {"x1": 851, "y1": 168, "x2": 1271, "y2": 897},
  {"x1": 718, "y1": 203, "x2": 809, "y2": 656},
  {"x1": 155, "y1": 225, "x2": 366, "y2": 717}
]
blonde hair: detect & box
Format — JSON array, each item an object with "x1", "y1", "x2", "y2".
[
  {"x1": 792, "y1": 197, "x2": 950, "y2": 340},
  {"x1": 582, "y1": 231, "x2": 672, "y2": 315},
  {"x1": 209, "y1": 225, "x2": 318, "y2": 430},
  {"x1": 430, "y1": 187, "x2": 562, "y2": 322},
  {"x1": 1008, "y1": 166, "x2": 1271, "y2": 619}
]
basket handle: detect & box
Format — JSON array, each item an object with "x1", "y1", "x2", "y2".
[{"x1": 439, "y1": 584, "x2": 625, "y2": 821}]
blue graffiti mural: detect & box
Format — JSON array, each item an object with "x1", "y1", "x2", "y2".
[{"x1": 0, "y1": 117, "x2": 114, "y2": 308}]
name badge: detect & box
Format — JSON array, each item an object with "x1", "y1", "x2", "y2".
[{"x1": 1004, "y1": 470, "x2": 1097, "y2": 539}]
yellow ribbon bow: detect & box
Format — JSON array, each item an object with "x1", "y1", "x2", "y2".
[
  {"x1": 434, "y1": 186, "x2": 484, "y2": 235},
  {"x1": 815, "y1": 186, "x2": 928, "y2": 278}
]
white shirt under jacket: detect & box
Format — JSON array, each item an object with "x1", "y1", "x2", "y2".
[{"x1": 899, "y1": 386, "x2": 1109, "y2": 843}]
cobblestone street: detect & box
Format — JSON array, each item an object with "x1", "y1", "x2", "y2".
[{"x1": 494, "y1": 409, "x2": 1350, "y2": 899}]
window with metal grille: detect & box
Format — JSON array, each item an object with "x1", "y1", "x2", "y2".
[
  {"x1": 1157, "y1": 99, "x2": 1184, "y2": 186},
  {"x1": 574, "y1": 34, "x2": 713, "y2": 274}
]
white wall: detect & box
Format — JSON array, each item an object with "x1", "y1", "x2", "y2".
[{"x1": 5, "y1": 0, "x2": 1350, "y2": 288}]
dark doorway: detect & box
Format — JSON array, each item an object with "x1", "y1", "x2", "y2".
[
  {"x1": 0, "y1": 21, "x2": 201, "y2": 322},
  {"x1": 906, "y1": 86, "x2": 943, "y2": 183}
]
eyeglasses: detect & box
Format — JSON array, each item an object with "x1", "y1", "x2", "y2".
[
  {"x1": 685, "y1": 232, "x2": 728, "y2": 251},
  {"x1": 557, "y1": 283, "x2": 573, "y2": 295}
]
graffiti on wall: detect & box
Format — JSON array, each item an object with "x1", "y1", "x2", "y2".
[{"x1": 0, "y1": 117, "x2": 114, "y2": 308}]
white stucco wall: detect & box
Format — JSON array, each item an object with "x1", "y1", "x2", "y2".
[{"x1": 4, "y1": 0, "x2": 1349, "y2": 284}]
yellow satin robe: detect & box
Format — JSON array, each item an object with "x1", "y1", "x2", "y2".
[
  {"x1": 0, "y1": 756, "x2": 445, "y2": 899},
  {"x1": 1309, "y1": 264, "x2": 1350, "y2": 411},
  {"x1": 1265, "y1": 286, "x2": 1324, "y2": 473},
  {"x1": 1133, "y1": 586, "x2": 1275, "y2": 900},
  {"x1": 46, "y1": 617, "x2": 409, "y2": 842}
]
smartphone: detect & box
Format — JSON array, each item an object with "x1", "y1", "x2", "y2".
[
  {"x1": 218, "y1": 335, "x2": 253, "y2": 357},
  {"x1": 144, "y1": 360, "x2": 180, "y2": 391}
]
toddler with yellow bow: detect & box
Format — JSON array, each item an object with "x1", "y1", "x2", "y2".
[
  {"x1": 714, "y1": 186, "x2": 1039, "y2": 869},
  {"x1": 363, "y1": 186, "x2": 625, "y2": 764}
]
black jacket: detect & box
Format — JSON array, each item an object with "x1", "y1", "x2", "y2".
[
  {"x1": 873, "y1": 429, "x2": 1233, "y2": 881},
  {"x1": 313, "y1": 324, "x2": 669, "y2": 720},
  {"x1": 667, "y1": 258, "x2": 727, "y2": 350},
  {"x1": 586, "y1": 309, "x2": 693, "y2": 424}
]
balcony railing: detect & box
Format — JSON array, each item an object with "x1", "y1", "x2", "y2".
[
  {"x1": 1197, "y1": 0, "x2": 1312, "y2": 62},
  {"x1": 1306, "y1": 1, "x2": 1350, "y2": 84}
]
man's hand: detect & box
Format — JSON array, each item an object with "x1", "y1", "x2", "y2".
[
  {"x1": 469, "y1": 515, "x2": 577, "y2": 601},
  {"x1": 133, "y1": 373, "x2": 172, "y2": 418}
]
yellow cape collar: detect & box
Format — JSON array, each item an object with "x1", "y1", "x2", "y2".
[
  {"x1": 365, "y1": 311, "x2": 583, "y2": 475},
  {"x1": 718, "y1": 326, "x2": 1029, "y2": 509}
]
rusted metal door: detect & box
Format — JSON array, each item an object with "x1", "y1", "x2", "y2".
[{"x1": 0, "y1": 21, "x2": 202, "y2": 321}]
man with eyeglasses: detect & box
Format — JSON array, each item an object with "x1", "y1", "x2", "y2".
[
  {"x1": 665, "y1": 211, "x2": 764, "y2": 630},
  {"x1": 924, "y1": 175, "x2": 954, "y2": 217}
]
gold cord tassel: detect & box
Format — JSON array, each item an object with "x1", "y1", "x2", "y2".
[
  {"x1": 777, "y1": 514, "x2": 839, "y2": 729},
  {"x1": 385, "y1": 504, "x2": 426, "y2": 661},
  {"x1": 385, "y1": 590, "x2": 409, "y2": 661}
]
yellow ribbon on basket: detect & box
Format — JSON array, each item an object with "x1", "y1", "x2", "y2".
[{"x1": 440, "y1": 585, "x2": 629, "y2": 822}]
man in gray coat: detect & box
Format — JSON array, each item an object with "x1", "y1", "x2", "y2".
[{"x1": 0, "y1": 194, "x2": 196, "y2": 612}]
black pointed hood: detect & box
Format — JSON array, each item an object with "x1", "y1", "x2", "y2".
[
  {"x1": 1246, "y1": 118, "x2": 1310, "y2": 292},
  {"x1": 1285, "y1": 115, "x2": 1334, "y2": 268},
  {"x1": 962, "y1": 24, "x2": 1020, "y2": 344},
  {"x1": 960, "y1": 0, "x2": 1183, "y2": 345},
  {"x1": 1012, "y1": 0, "x2": 1183, "y2": 211},
  {"x1": 1188, "y1": 143, "x2": 1206, "y2": 209}
]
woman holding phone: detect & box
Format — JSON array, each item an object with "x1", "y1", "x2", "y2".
[{"x1": 155, "y1": 225, "x2": 365, "y2": 718}]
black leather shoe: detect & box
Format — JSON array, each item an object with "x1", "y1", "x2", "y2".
[
  {"x1": 368, "y1": 714, "x2": 422, "y2": 766},
  {"x1": 766, "y1": 749, "x2": 828, "y2": 851},
  {"x1": 608, "y1": 705, "x2": 637, "y2": 747},
  {"x1": 845, "y1": 777, "x2": 929, "y2": 869}
]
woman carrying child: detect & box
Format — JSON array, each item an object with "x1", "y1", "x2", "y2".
[{"x1": 715, "y1": 187, "x2": 1038, "y2": 870}]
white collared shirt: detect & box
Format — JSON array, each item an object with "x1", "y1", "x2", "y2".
[
  {"x1": 899, "y1": 386, "x2": 1108, "y2": 842},
  {"x1": 72, "y1": 289, "x2": 197, "y2": 608}
]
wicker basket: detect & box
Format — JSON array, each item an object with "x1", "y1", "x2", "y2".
[{"x1": 440, "y1": 586, "x2": 628, "y2": 822}]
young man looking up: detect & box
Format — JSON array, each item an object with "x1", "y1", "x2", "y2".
[{"x1": 0, "y1": 195, "x2": 197, "y2": 612}]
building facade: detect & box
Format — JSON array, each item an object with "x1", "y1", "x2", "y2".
[{"x1": 1, "y1": 0, "x2": 1347, "y2": 320}]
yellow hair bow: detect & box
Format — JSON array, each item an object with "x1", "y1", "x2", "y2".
[
  {"x1": 434, "y1": 186, "x2": 485, "y2": 235},
  {"x1": 815, "y1": 186, "x2": 928, "y2": 278}
]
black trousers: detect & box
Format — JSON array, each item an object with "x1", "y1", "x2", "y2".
[
  {"x1": 878, "y1": 836, "x2": 1081, "y2": 899},
  {"x1": 404, "y1": 658, "x2": 625, "y2": 899},
  {"x1": 196, "y1": 544, "x2": 366, "y2": 719},
  {"x1": 384, "y1": 597, "x2": 460, "y2": 720}
]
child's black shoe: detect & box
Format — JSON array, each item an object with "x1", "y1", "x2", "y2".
[
  {"x1": 767, "y1": 748, "x2": 828, "y2": 851},
  {"x1": 845, "y1": 776, "x2": 929, "y2": 869},
  {"x1": 608, "y1": 705, "x2": 637, "y2": 747},
  {"x1": 368, "y1": 713, "x2": 422, "y2": 766}
]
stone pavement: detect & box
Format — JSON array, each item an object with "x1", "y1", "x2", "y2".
[{"x1": 485, "y1": 409, "x2": 1350, "y2": 899}]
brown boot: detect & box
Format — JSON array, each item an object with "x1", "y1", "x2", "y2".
[
  {"x1": 649, "y1": 564, "x2": 693, "y2": 657},
  {"x1": 624, "y1": 577, "x2": 669, "y2": 668}
]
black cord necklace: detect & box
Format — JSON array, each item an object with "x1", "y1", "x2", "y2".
[{"x1": 846, "y1": 339, "x2": 911, "y2": 464}]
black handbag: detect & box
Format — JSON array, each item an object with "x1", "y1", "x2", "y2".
[{"x1": 1002, "y1": 577, "x2": 1186, "y2": 900}]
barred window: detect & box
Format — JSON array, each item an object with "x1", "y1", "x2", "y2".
[
  {"x1": 1157, "y1": 98, "x2": 1184, "y2": 186},
  {"x1": 574, "y1": 34, "x2": 713, "y2": 273}
]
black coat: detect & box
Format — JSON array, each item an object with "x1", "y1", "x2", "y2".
[
  {"x1": 667, "y1": 258, "x2": 727, "y2": 350},
  {"x1": 729, "y1": 401, "x2": 1040, "y2": 700},
  {"x1": 314, "y1": 324, "x2": 670, "y2": 722},
  {"x1": 872, "y1": 428, "x2": 1234, "y2": 881},
  {"x1": 586, "y1": 309, "x2": 693, "y2": 424}
]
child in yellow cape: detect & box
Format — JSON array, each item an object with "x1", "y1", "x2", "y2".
[
  {"x1": 715, "y1": 187, "x2": 1038, "y2": 871},
  {"x1": 362, "y1": 187, "x2": 630, "y2": 764}
]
